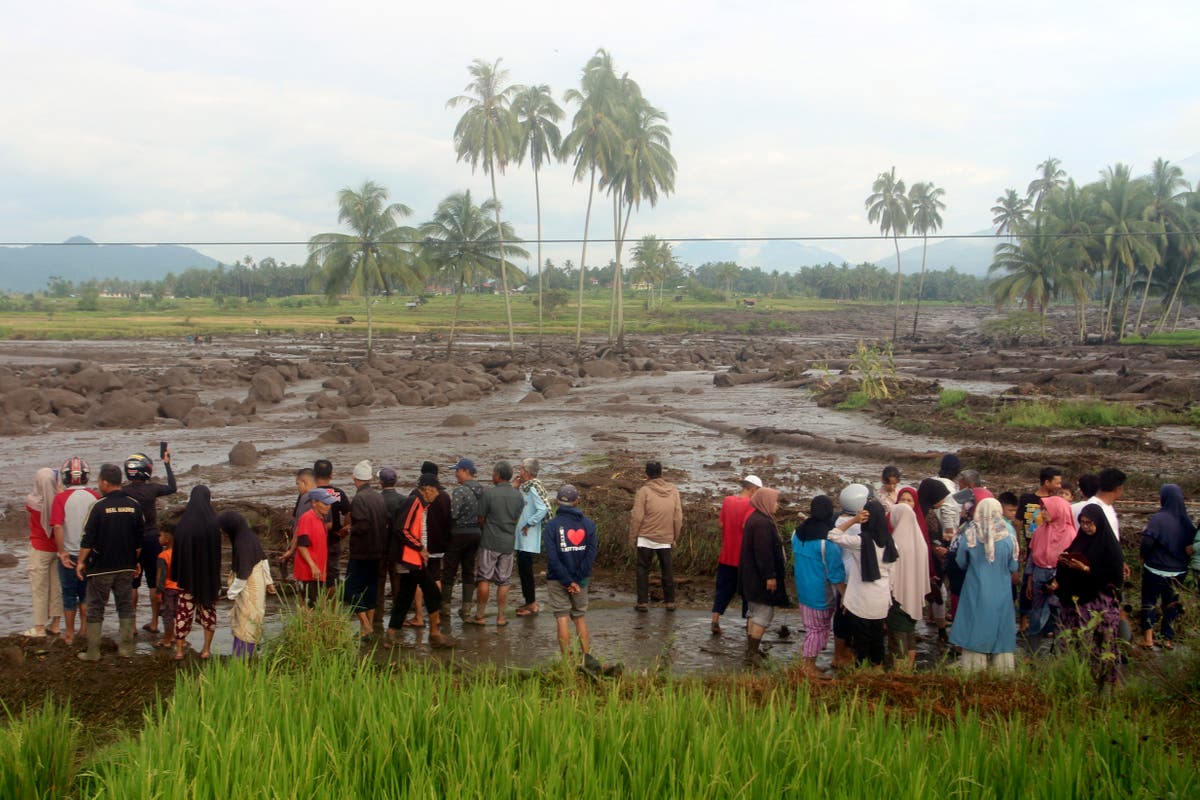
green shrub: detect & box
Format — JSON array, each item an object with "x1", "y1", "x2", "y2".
[
  {"x1": 0, "y1": 698, "x2": 80, "y2": 800},
  {"x1": 837, "y1": 391, "x2": 870, "y2": 410},
  {"x1": 993, "y1": 400, "x2": 1159, "y2": 429},
  {"x1": 937, "y1": 389, "x2": 969, "y2": 408}
]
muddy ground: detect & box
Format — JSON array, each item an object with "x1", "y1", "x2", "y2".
[{"x1": 1, "y1": 303, "x2": 1198, "y2": 727}]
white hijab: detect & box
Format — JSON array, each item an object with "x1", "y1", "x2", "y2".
[
  {"x1": 888, "y1": 503, "x2": 930, "y2": 622},
  {"x1": 964, "y1": 498, "x2": 1015, "y2": 563}
]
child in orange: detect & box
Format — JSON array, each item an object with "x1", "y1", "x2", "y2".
[{"x1": 154, "y1": 529, "x2": 178, "y2": 648}]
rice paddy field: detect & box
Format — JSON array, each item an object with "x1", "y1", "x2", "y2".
[{"x1": 3, "y1": 607, "x2": 1198, "y2": 799}]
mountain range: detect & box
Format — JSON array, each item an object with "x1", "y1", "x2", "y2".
[{"x1": 0, "y1": 236, "x2": 221, "y2": 293}]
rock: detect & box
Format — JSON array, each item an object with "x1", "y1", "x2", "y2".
[
  {"x1": 228, "y1": 441, "x2": 259, "y2": 466},
  {"x1": 85, "y1": 391, "x2": 157, "y2": 428},
  {"x1": 64, "y1": 367, "x2": 122, "y2": 395},
  {"x1": 481, "y1": 353, "x2": 512, "y2": 369},
  {"x1": 0, "y1": 552, "x2": 19, "y2": 568},
  {"x1": 495, "y1": 367, "x2": 524, "y2": 384},
  {"x1": 45, "y1": 388, "x2": 94, "y2": 416},
  {"x1": 393, "y1": 388, "x2": 423, "y2": 406},
  {"x1": 519, "y1": 391, "x2": 544, "y2": 403},
  {"x1": 248, "y1": 367, "x2": 286, "y2": 404},
  {"x1": 3, "y1": 387, "x2": 50, "y2": 415},
  {"x1": 320, "y1": 421, "x2": 369, "y2": 444},
  {"x1": 713, "y1": 371, "x2": 774, "y2": 388},
  {"x1": 161, "y1": 367, "x2": 195, "y2": 388},
  {"x1": 158, "y1": 393, "x2": 199, "y2": 421},
  {"x1": 183, "y1": 407, "x2": 224, "y2": 428},
  {"x1": 541, "y1": 382, "x2": 572, "y2": 400},
  {"x1": 441, "y1": 414, "x2": 476, "y2": 427},
  {"x1": 316, "y1": 408, "x2": 350, "y2": 421},
  {"x1": 580, "y1": 359, "x2": 623, "y2": 379}
]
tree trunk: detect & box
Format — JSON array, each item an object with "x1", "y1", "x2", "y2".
[
  {"x1": 1118, "y1": 270, "x2": 1134, "y2": 339},
  {"x1": 575, "y1": 168, "x2": 596, "y2": 360},
  {"x1": 1155, "y1": 262, "x2": 1189, "y2": 334},
  {"x1": 1103, "y1": 259, "x2": 1120, "y2": 339},
  {"x1": 447, "y1": 276, "x2": 465, "y2": 357},
  {"x1": 608, "y1": 194, "x2": 619, "y2": 343},
  {"x1": 912, "y1": 233, "x2": 929, "y2": 338},
  {"x1": 891, "y1": 234, "x2": 903, "y2": 343},
  {"x1": 1172, "y1": 295, "x2": 1184, "y2": 331},
  {"x1": 533, "y1": 160, "x2": 544, "y2": 355},
  {"x1": 1133, "y1": 263, "x2": 1155, "y2": 334},
  {"x1": 490, "y1": 168, "x2": 515, "y2": 354},
  {"x1": 615, "y1": 200, "x2": 633, "y2": 350}
]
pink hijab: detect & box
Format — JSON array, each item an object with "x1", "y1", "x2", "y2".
[{"x1": 1030, "y1": 495, "x2": 1076, "y2": 569}]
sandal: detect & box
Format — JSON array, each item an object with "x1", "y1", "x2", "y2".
[
  {"x1": 515, "y1": 604, "x2": 539, "y2": 617},
  {"x1": 464, "y1": 617, "x2": 486, "y2": 626},
  {"x1": 19, "y1": 627, "x2": 45, "y2": 638},
  {"x1": 496, "y1": 618, "x2": 508, "y2": 627},
  {"x1": 403, "y1": 619, "x2": 425, "y2": 628},
  {"x1": 142, "y1": 623, "x2": 159, "y2": 633}
]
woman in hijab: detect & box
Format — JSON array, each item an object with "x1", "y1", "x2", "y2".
[
  {"x1": 917, "y1": 478, "x2": 952, "y2": 639},
  {"x1": 949, "y1": 498, "x2": 1019, "y2": 671},
  {"x1": 1058, "y1": 504, "x2": 1125, "y2": 684},
  {"x1": 218, "y1": 511, "x2": 274, "y2": 657},
  {"x1": 1024, "y1": 494, "x2": 1076, "y2": 641},
  {"x1": 23, "y1": 467, "x2": 63, "y2": 637},
  {"x1": 739, "y1": 487, "x2": 788, "y2": 666},
  {"x1": 829, "y1": 498, "x2": 897, "y2": 666},
  {"x1": 791, "y1": 495, "x2": 847, "y2": 675},
  {"x1": 171, "y1": 485, "x2": 222, "y2": 661},
  {"x1": 1138, "y1": 484, "x2": 1196, "y2": 650},
  {"x1": 888, "y1": 502, "x2": 930, "y2": 671}
]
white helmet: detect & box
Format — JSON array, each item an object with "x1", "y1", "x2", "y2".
[{"x1": 839, "y1": 483, "x2": 870, "y2": 515}]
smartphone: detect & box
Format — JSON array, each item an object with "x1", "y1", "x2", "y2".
[{"x1": 160, "y1": 441, "x2": 168, "y2": 459}]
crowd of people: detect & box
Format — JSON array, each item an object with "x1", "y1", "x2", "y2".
[{"x1": 17, "y1": 448, "x2": 1200, "y2": 681}]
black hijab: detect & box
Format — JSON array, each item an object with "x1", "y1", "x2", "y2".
[
  {"x1": 795, "y1": 495, "x2": 836, "y2": 542},
  {"x1": 859, "y1": 499, "x2": 899, "y2": 582},
  {"x1": 218, "y1": 510, "x2": 266, "y2": 581},
  {"x1": 917, "y1": 478, "x2": 950, "y2": 517},
  {"x1": 171, "y1": 485, "x2": 222, "y2": 606},
  {"x1": 1058, "y1": 504, "x2": 1125, "y2": 604}
]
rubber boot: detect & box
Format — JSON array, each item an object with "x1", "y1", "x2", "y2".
[
  {"x1": 118, "y1": 617, "x2": 135, "y2": 657},
  {"x1": 745, "y1": 636, "x2": 764, "y2": 667},
  {"x1": 77, "y1": 622, "x2": 102, "y2": 661}
]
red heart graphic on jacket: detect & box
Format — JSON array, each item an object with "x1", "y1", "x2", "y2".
[{"x1": 567, "y1": 528, "x2": 586, "y2": 546}]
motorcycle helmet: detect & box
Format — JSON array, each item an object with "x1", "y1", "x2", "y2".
[
  {"x1": 124, "y1": 453, "x2": 153, "y2": 481},
  {"x1": 838, "y1": 483, "x2": 870, "y2": 515},
  {"x1": 61, "y1": 456, "x2": 90, "y2": 486}
]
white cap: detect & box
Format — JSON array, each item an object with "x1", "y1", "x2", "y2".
[
  {"x1": 742, "y1": 475, "x2": 763, "y2": 488},
  {"x1": 352, "y1": 459, "x2": 373, "y2": 481}
]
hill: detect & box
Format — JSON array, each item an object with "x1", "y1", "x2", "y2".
[
  {"x1": 874, "y1": 231, "x2": 998, "y2": 277},
  {"x1": 0, "y1": 237, "x2": 221, "y2": 293},
  {"x1": 674, "y1": 239, "x2": 848, "y2": 271}
]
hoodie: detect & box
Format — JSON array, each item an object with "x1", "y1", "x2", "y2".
[
  {"x1": 1140, "y1": 484, "x2": 1196, "y2": 574},
  {"x1": 544, "y1": 505, "x2": 598, "y2": 587},
  {"x1": 629, "y1": 478, "x2": 683, "y2": 546}
]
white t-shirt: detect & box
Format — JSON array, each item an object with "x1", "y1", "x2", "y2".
[
  {"x1": 637, "y1": 537, "x2": 672, "y2": 550},
  {"x1": 51, "y1": 487, "x2": 100, "y2": 553},
  {"x1": 1076, "y1": 497, "x2": 1120, "y2": 541},
  {"x1": 829, "y1": 515, "x2": 893, "y2": 620}
]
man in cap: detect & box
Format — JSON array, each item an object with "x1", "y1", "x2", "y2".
[
  {"x1": 345, "y1": 459, "x2": 388, "y2": 638},
  {"x1": 294, "y1": 488, "x2": 335, "y2": 608},
  {"x1": 710, "y1": 474, "x2": 761, "y2": 635},
  {"x1": 543, "y1": 484, "x2": 598, "y2": 667},
  {"x1": 443, "y1": 458, "x2": 485, "y2": 619}
]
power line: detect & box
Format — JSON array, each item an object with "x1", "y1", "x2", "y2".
[{"x1": 1, "y1": 230, "x2": 1197, "y2": 248}]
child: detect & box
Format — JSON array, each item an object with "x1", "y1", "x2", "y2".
[
  {"x1": 998, "y1": 492, "x2": 1019, "y2": 524},
  {"x1": 543, "y1": 484, "x2": 598, "y2": 668},
  {"x1": 293, "y1": 488, "x2": 333, "y2": 608},
  {"x1": 155, "y1": 529, "x2": 178, "y2": 648}
]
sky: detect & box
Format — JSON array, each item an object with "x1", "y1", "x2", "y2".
[{"x1": 2, "y1": 0, "x2": 1198, "y2": 274}]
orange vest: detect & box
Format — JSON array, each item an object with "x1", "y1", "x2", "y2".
[
  {"x1": 160, "y1": 547, "x2": 179, "y2": 591},
  {"x1": 400, "y1": 501, "x2": 426, "y2": 567}
]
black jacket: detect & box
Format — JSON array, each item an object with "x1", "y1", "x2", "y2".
[
  {"x1": 739, "y1": 510, "x2": 789, "y2": 606},
  {"x1": 81, "y1": 489, "x2": 144, "y2": 573}
]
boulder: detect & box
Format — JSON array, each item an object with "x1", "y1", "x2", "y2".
[
  {"x1": 519, "y1": 391, "x2": 545, "y2": 404},
  {"x1": 441, "y1": 414, "x2": 476, "y2": 427},
  {"x1": 248, "y1": 367, "x2": 286, "y2": 404},
  {"x1": 85, "y1": 391, "x2": 157, "y2": 428},
  {"x1": 158, "y1": 393, "x2": 199, "y2": 421},
  {"x1": 228, "y1": 441, "x2": 259, "y2": 467},
  {"x1": 183, "y1": 407, "x2": 224, "y2": 428},
  {"x1": 579, "y1": 359, "x2": 622, "y2": 379},
  {"x1": 542, "y1": 382, "x2": 572, "y2": 400},
  {"x1": 320, "y1": 421, "x2": 370, "y2": 444},
  {"x1": 161, "y1": 367, "x2": 195, "y2": 388},
  {"x1": 64, "y1": 367, "x2": 122, "y2": 395},
  {"x1": 393, "y1": 388, "x2": 423, "y2": 406},
  {"x1": 44, "y1": 389, "x2": 92, "y2": 416},
  {"x1": 3, "y1": 387, "x2": 50, "y2": 415}
]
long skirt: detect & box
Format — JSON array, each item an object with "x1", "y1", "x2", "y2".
[
  {"x1": 231, "y1": 559, "x2": 272, "y2": 646},
  {"x1": 1059, "y1": 592, "x2": 1121, "y2": 685}
]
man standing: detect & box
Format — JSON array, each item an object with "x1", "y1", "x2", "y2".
[
  {"x1": 629, "y1": 461, "x2": 683, "y2": 612},
  {"x1": 710, "y1": 474, "x2": 760, "y2": 635},
  {"x1": 386, "y1": 474, "x2": 452, "y2": 649},
  {"x1": 123, "y1": 449, "x2": 177, "y2": 635},
  {"x1": 1079, "y1": 467, "x2": 1125, "y2": 541},
  {"x1": 443, "y1": 458, "x2": 484, "y2": 619},
  {"x1": 377, "y1": 467, "x2": 404, "y2": 625},
  {"x1": 52, "y1": 457, "x2": 100, "y2": 646},
  {"x1": 313, "y1": 459, "x2": 352, "y2": 593},
  {"x1": 76, "y1": 463, "x2": 144, "y2": 661},
  {"x1": 345, "y1": 460, "x2": 388, "y2": 638},
  {"x1": 470, "y1": 461, "x2": 524, "y2": 627},
  {"x1": 404, "y1": 461, "x2": 453, "y2": 628},
  {"x1": 543, "y1": 484, "x2": 598, "y2": 665}
]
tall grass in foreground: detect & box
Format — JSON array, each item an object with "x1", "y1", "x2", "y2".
[
  {"x1": 0, "y1": 699, "x2": 79, "y2": 800},
  {"x1": 63, "y1": 656, "x2": 1195, "y2": 799}
]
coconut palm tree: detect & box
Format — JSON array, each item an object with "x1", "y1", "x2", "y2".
[
  {"x1": 632, "y1": 235, "x2": 676, "y2": 308},
  {"x1": 1135, "y1": 158, "x2": 1190, "y2": 333},
  {"x1": 1096, "y1": 163, "x2": 1158, "y2": 336},
  {"x1": 908, "y1": 181, "x2": 946, "y2": 337},
  {"x1": 308, "y1": 180, "x2": 419, "y2": 358},
  {"x1": 563, "y1": 50, "x2": 623, "y2": 357},
  {"x1": 1043, "y1": 179, "x2": 1099, "y2": 341},
  {"x1": 991, "y1": 189, "x2": 1031, "y2": 241},
  {"x1": 1026, "y1": 157, "x2": 1067, "y2": 213},
  {"x1": 714, "y1": 261, "x2": 741, "y2": 301},
  {"x1": 448, "y1": 58, "x2": 522, "y2": 353},
  {"x1": 988, "y1": 228, "x2": 1071, "y2": 339},
  {"x1": 865, "y1": 167, "x2": 911, "y2": 342},
  {"x1": 420, "y1": 190, "x2": 528, "y2": 355},
  {"x1": 512, "y1": 83, "x2": 565, "y2": 353},
  {"x1": 1155, "y1": 193, "x2": 1200, "y2": 333}
]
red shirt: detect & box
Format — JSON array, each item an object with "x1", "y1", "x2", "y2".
[
  {"x1": 26, "y1": 505, "x2": 56, "y2": 552},
  {"x1": 293, "y1": 509, "x2": 328, "y2": 582},
  {"x1": 718, "y1": 494, "x2": 754, "y2": 566}
]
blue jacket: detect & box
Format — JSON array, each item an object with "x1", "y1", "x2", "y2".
[
  {"x1": 543, "y1": 505, "x2": 597, "y2": 586},
  {"x1": 791, "y1": 534, "x2": 845, "y2": 611}
]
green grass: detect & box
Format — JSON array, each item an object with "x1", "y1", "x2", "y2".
[
  {"x1": 1121, "y1": 330, "x2": 1200, "y2": 346},
  {"x1": 0, "y1": 699, "x2": 79, "y2": 800},
  {"x1": 836, "y1": 390, "x2": 870, "y2": 410},
  {"x1": 992, "y1": 400, "x2": 1161, "y2": 429},
  {"x1": 937, "y1": 389, "x2": 969, "y2": 408}
]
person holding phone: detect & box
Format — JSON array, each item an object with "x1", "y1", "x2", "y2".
[{"x1": 123, "y1": 445, "x2": 178, "y2": 635}]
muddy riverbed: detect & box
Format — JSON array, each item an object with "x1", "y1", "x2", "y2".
[{"x1": 1, "y1": 304, "x2": 1198, "y2": 700}]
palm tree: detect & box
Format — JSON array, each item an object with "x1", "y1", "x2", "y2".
[
  {"x1": 865, "y1": 167, "x2": 911, "y2": 342},
  {"x1": 448, "y1": 58, "x2": 522, "y2": 353},
  {"x1": 908, "y1": 181, "x2": 946, "y2": 337},
  {"x1": 988, "y1": 230, "x2": 1071, "y2": 339},
  {"x1": 1135, "y1": 158, "x2": 1189, "y2": 333},
  {"x1": 1043, "y1": 179, "x2": 1099, "y2": 341},
  {"x1": 991, "y1": 189, "x2": 1031, "y2": 241},
  {"x1": 1096, "y1": 163, "x2": 1158, "y2": 336},
  {"x1": 1155, "y1": 192, "x2": 1200, "y2": 333},
  {"x1": 307, "y1": 181, "x2": 419, "y2": 358},
  {"x1": 512, "y1": 83, "x2": 564, "y2": 353},
  {"x1": 632, "y1": 235, "x2": 676, "y2": 307},
  {"x1": 1026, "y1": 157, "x2": 1067, "y2": 213},
  {"x1": 563, "y1": 50, "x2": 623, "y2": 357},
  {"x1": 420, "y1": 190, "x2": 528, "y2": 355},
  {"x1": 714, "y1": 261, "x2": 741, "y2": 301}
]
